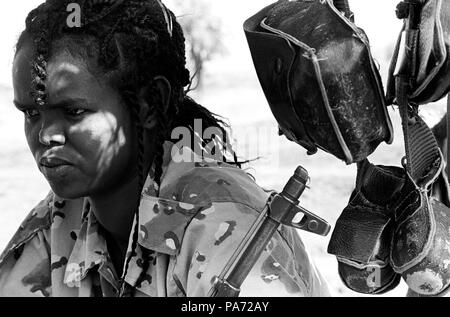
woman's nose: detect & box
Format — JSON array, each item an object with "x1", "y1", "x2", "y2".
[{"x1": 38, "y1": 116, "x2": 66, "y2": 146}]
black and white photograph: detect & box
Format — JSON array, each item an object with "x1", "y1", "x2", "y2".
[{"x1": 0, "y1": 0, "x2": 449, "y2": 301}]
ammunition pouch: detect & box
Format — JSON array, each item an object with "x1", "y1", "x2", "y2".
[
  {"x1": 390, "y1": 155, "x2": 450, "y2": 296},
  {"x1": 328, "y1": 160, "x2": 403, "y2": 294},
  {"x1": 329, "y1": 155, "x2": 450, "y2": 296},
  {"x1": 244, "y1": 0, "x2": 393, "y2": 164}
]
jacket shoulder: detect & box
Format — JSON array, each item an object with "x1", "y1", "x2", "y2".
[
  {"x1": 161, "y1": 162, "x2": 270, "y2": 212},
  {"x1": 0, "y1": 191, "x2": 54, "y2": 266}
]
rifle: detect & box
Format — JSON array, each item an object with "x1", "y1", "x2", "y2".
[
  {"x1": 208, "y1": 166, "x2": 330, "y2": 297},
  {"x1": 207, "y1": 0, "x2": 359, "y2": 297}
]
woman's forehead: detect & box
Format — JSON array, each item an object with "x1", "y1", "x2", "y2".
[{"x1": 13, "y1": 45, "x2": 107, "y2": 107}]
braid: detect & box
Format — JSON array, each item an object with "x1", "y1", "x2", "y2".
[
  {"x1": 82, "y1": 0, "x2": 125, "y2": 27},
  {"x1": 118, "y1": 89, "x2": 146, "y2": 296},
  {"x1": 152, "y1": 135, "x2": 165, "y2": 191},
  {"x1": 133, "y1": 83, "x2": 168, "y2": 293},
  {"x1": 30, "y1": 8, "x2": 50, "y2": 107},
  {"x1": 31, "y1": 54, "x2": 48, "y2": 106},
  {"x1": 153, "y1": 95, "x2": 170, "y2": 189},
  {"x1": 174, "y1": 96, "x2": 243, "y2": 167},
  {"x1": 100, "y1": 17, "x2": 124, "y2": 69}
]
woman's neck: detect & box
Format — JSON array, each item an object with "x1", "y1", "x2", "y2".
[
  {"x1": 88, "y1": 173, "x2": 143, "y2": 277},
  {"x1": 89, "y1": 174, "x2": 140, "y2": 247}
]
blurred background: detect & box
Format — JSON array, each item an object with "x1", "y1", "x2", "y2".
[{"x1": 0, "y1": 0, "x2": 447, "y2": 296}]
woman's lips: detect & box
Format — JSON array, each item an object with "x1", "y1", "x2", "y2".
[
  {"x1": 39, "y1": 157, "x2": 75, "y2": 178},
  {"x1": 39, "y1": 157, "x2": 72, "y2": 168}
]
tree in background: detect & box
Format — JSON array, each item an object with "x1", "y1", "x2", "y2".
[{"x1": 167, "y1": 0, "x2": 227, "y2": 91}]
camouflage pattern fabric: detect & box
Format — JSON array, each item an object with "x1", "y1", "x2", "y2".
[{"x1": 0, "y1": 143, "x2": 330, "y2": 297}]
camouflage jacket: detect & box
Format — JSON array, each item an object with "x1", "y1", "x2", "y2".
[{"x1": 0, "y1": 144, "x2": 330, "y2": 297}]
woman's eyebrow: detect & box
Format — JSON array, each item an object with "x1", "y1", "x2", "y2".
[
  {"x1": 52, "y1": 98, "x2": 90, "y2": 108},
  {"x1": 13, "y1": 98, "x2": 89, "y2": 110}
]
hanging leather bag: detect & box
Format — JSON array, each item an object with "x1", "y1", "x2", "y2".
[{"x1": 244, "y1": 0, "x2": 393, "y2": 164}]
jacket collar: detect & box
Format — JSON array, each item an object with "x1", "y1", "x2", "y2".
[{"x1": 63, "y1": 205, "x2": 109, "y2": 288}]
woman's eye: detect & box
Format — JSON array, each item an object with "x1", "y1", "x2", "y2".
[
  {"x1": 23, "y1": 109, "x2": 40, "y2": 119},
  {"x1": 66, "y1": 108, "x2": 87, "y2": 116}
]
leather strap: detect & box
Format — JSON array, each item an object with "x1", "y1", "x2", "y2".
[
  {"x1": 397, "y1": 79, "x2": 441, "y2": 184},
  {"x1": 333, "y1": 0, "x2": 354, "y2": 21},
  {"x1": 396, "y1": 1, "x2": 442, "y2": 186},
  {"x1": 447, "y1": 95, "x2": 450, "y2": 174}
]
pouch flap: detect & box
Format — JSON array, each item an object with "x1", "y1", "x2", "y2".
[{"x1": 328, "y1": 204, "x2": 392, "y2": 264}]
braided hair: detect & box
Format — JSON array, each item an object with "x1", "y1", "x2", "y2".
[{"x1": 16, "y1": 0, "x2": 241, "y2": 296}]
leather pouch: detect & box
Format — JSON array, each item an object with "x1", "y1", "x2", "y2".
[
  {"x1": 328, "y1": 160, "x2": 403, "y2": 294},
  {"x1": 390, "y1": 155, "x2": 450, "y2": 296},
  {"x1": 244, "y1": 0, "x2": 393, "y2": 164}
]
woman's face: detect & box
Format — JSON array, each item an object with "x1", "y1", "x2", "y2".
[{"x1": 12, "y1": 42, "x2": 138, "y2": 199}]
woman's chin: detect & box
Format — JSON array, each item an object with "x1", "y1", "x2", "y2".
[{"x1": 47, "y1": 180, "x2": 87, "y2": 200}]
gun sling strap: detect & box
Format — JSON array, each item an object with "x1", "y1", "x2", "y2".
[
  {"x1": 448, "y1": 95, "x2": 450, "y2": 172},
  {"x1": 395, "y1": 1, "x2": 444, "y2": 187}
]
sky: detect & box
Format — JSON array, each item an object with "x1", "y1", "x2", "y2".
[{"x1": 0, "y1": 0, "x2": 402, "y2": 88}]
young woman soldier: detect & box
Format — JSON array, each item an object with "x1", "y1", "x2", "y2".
[{"x1": 0, "y1": 0, "x2": 329, "y2": 297}]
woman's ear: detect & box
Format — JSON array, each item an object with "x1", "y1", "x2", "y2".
[
  {"x1": 139, "y1": 76, "x2": 172, "y2": 130},
  {"x1": 152, "y1": 76, "x2": 172, "y2": 114}
]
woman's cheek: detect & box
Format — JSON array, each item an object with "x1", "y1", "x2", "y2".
[
  {"x1": 69, "y1": 113, "x2": 130, "y2": 173},
  {"x1": 24, "y1": 121, "x2": 41, "y2": 162}
]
